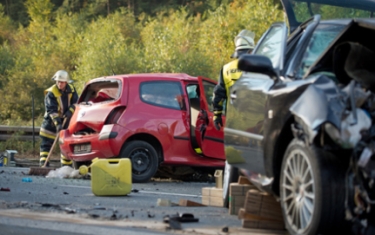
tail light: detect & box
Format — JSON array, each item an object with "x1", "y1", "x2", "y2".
[{"x1": 105, "y1": 106, "x2": 126, "y2": 124}]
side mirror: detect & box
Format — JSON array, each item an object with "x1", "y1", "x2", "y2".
[{"x1": 238, "y1": 54, "x2": 278, "y2": 80}]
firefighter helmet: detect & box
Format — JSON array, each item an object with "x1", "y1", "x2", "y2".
[
  {"x1": 231, "y1": 30, "x2": 255, "y2": 58},
  {"x1": 52, "y1": 70, "x2": 71, "y2": 83}
]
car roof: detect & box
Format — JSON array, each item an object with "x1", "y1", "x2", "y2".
[
  {"x1": 282, "y1": 0, "x2": 375, "y2": 31},
  {"x1": 88, "y1": 73, "x2": 198, "y2": 83}
]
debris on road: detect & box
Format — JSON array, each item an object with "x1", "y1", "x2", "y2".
[
  {"x1": 179, "y1": 199, "x2": 206, "y2": 207},
  {"x1": 0, "y1": 187, "x2": 10, "y2": 192},
  {"x1": 46, "y1": 166, "x2": 87, "y2": 179},
  {"x1": 156, "y1": 198, "x2": 178, "y2": 207}
]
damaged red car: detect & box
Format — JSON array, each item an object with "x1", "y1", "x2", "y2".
[{"x1": 59, "y1": 73, "x2": 225, "y2": 182}]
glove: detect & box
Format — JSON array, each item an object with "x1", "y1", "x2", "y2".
[
  {"x1": 213, "y1": 114, "x2": 223, "y2": 130},
  {"x1": 63, "y1": 110, "x2": 73, "y2": 119},
  {"x1": 63, "y1": 105, "x2": 75, "y2": 119},
  {"x1": 54, "y1": 117, "x2": 62, "y2": 132},
  {"x1": 56, "y1": 123, "x2": 62, "y2": 132}
]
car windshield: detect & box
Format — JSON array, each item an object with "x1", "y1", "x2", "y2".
[
  {"x1": 296, "y1": 23, "x2": 345, "y2": 78},
  {"x1": 290, "y1": 0, "x2": 375, "y2": 23}
]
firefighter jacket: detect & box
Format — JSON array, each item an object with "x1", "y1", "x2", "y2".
[
  {"x1": 212, "y1": 59, "x2": 242, "y2": 114},
  {"x1": 40, "y1": 84, "x2": 78, "y2": 139}
]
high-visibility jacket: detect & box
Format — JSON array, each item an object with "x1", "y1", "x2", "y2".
[
  {"x1": 212, "y1": 59, "x2": 242, "y2": 114},
  {"x1": 40, "y1": 84, "x2": 78, "y2": 139}
]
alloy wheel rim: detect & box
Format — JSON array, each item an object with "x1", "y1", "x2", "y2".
[{"x1": 281, "y1": 148, "x2": 315, "y2": 233}]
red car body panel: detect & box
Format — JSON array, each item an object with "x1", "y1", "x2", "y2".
[{"x1": 59, "y1": 73, "x2": 225, "y2": 168}]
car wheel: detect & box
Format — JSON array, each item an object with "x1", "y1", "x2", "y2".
[
  {"x1": 222, "y1": 160, "x2": 239, "y2": 208},
  {"x1": 120, "y1": 140, "x2": 159, "y2": 183},
  {"x1": 280, "y1": 138, "x2": 347, "y2": 235}
]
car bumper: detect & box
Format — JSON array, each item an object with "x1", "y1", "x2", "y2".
[{"x1": 59, "y1": 124, "x2": 126, "y2": 162}]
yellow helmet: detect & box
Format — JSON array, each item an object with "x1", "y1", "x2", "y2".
[
  {"x1": 52, "y1": 70, "x2": 71, "y2": 83},
  {"x1": 231, "y1": 30, "x2": 255, "y2": 58}
]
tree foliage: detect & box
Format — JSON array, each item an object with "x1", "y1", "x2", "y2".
[{"x1": 0, "y1": 0, "x2": 283, "y2": 121}]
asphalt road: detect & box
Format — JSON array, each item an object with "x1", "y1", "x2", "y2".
[{"x1": 0, "y1": 166, "x2": 287, "y2": 235}]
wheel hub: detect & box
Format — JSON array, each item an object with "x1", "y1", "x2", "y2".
[{"x1": 130, "y1": 150, "x2": 149, "y2": 173}]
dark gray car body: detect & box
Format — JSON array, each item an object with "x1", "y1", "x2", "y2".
[{"x1": 224, "y1": 0, "x2": 375, "y2": 195}]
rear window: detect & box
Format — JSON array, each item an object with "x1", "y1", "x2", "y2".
[
  {"x1": 140, "y1": 81, "x2": 185, "y2": 110},
  {"x1": 79, "y1": 80, "x2": 120, "y2": 104}
]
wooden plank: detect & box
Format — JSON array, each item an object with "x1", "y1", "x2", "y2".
[
  {"x1": 243, "y1": 189, "x2": 283, "y2": 221},
  {"x1": 202, "y1": 196, "x2": 224, "y2": 207},
  {"x1": 238, "y1": 208, "x2": 282, "y2": 222},
  {"x1": 202, "y1": 187, "x2": 223, "y2": 197},
  {"x1": 237, "y1": 176, "x2": 252, "y2": 185},
  {"x1": 242, "y1": 218, "x2": 285, "y2": 230},
  {"x1": 179, "y1": 199, "x2": 206, "y2": 207},
  {"x1": 229, "y1": 183, "x2": 256, "y2": 196}
]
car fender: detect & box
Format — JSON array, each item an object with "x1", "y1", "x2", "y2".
[{"x1": 289, "y1": 74, "x2": 346, "y2": 144}]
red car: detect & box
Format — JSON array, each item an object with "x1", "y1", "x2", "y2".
[{"x1": 59, "y1": 73, "x2": 225, "y2": 182}]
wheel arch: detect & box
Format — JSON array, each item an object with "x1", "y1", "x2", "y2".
[
  {"x1": 121, "y1": 134, "x2": 164, "y2": 164},
  {"x1": 271, "y1": 116, "x2": 295, "y2": 196}
]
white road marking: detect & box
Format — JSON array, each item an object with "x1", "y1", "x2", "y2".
[{"x1": 59, "y1": 184, "x2": 202, "y2": 198}]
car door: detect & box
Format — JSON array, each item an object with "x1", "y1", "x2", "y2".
[
  {"x1": 194, "y1": 76, "x2": 225, "y2": 160},
  {"x1": 224, "y1": 22, "x2": 288, "y2": 175}
]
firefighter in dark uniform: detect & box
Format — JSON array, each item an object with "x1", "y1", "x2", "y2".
[
  {"x1": 212, "y1": 30, "x2": 255, "y2": 130},
  {"x1": 39, "y1": 70, "x2": 78, "y2": 167}
]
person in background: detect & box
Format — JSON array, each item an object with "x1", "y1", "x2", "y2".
[
  {"x1": 39, "y1": 70, "x2": 78, "y2": 167},
  {"x1": 212, "y1": 29, "x2": 255, "y2": 130}
]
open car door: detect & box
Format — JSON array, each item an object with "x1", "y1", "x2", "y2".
[{"x1": 195, "y1": 76, "x2": 225, "y2": 160}]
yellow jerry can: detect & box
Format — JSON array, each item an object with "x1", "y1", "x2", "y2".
[{"x1": 90, "y1": 158, "x2": 132, "y2": 196}]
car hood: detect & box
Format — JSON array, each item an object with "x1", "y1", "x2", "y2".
[{"x1": 282, "y1": 0, "x2": 375, "y2": 31}]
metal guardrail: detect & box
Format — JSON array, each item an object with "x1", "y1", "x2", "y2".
[{"x1": 0, "y1": 125, "x2": 40, "y2": 141}]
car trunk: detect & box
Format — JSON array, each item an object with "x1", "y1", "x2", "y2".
[{"x1": 69, "y1": 79, "x2": 125, "y2": 136}]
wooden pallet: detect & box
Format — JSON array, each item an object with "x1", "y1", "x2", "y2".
[
  {"x1": 238, "y1": 189, "x2": 285, "y2": 230},
  {"x1": 201, "y1": 187, "x2": 223, "y2": 207},
  {"x1": 228, "y1": 183, "x2": 257, "y2": 215}
]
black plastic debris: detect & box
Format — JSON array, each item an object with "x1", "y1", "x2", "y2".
[
  {"x1": 110, "y1": 213, "x2": 117, "y2": 220},
  {"x1": 0, "y1": 187, "x2": 10, "y2": 192},
  {"x1": 64, "y1": 207, "x2": 76, "y2": 214},
  {"x1": 167, "y1": 219, "x2": 182, "y2": 230},
  {"x1": 163, "y1": 213, "x2": 199, "y2": 223}
]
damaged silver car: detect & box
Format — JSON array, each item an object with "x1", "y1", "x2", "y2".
[{"x1": 224, "y1": 0, "x2": 375, "y2": 234}]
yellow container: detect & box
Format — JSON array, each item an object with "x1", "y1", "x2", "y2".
[{"x1": 91, "y1": 158, "x2": 132, "y2": 196}]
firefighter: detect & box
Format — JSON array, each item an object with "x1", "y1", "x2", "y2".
[
  {"x1": 212, "y1": 30, "x2": 255, "y2": 130},
  {"x1": 39, "y1": 70, "x2": 78, "y2": 167}
]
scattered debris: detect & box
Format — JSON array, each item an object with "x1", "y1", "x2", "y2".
[
  {"x1": 0, "y1": 187, "x2": 10, "y2": 192},
  {"x1": 222, "y1": 227, "x2": 229, "y2": 232},
  {"x1": 46, "y1": 166, "x2": 88, "y2": 179},
  {"x1": 163, "y1": 213, "x2": 199, "y2": 223},
  {"x1": 110, "y1": 213, "x2": 117, "y2": 220},
  {"x1": 88, "y1": 213, "x2": 100, "y2": 219},
  {"x1": 0, "y1": 170, "x2": 4, "y2": 174},
  {"x1": 64, "y1": 207, "x2": 76, "y2": 214},
  {"x1": 21, "y1": 177, "x2": 32, "y2": 182},
  {"x1": 179, "y1": 199, "x2": 206, "y2": 207},
  {"x1": 40, "y1": 203, "x2": 61, "y2": 209},
  {"x1": 147, "y1": 211, "x2": 155, "y2": 218},
  {"x1": 63, "y1": 192, "x2": 69, "y2": 195},
  {"x1": 93, "y1": 206, "x2": 106, "y2": 210},
  {"x1": 156, "y1": 198, "x2": 178, "y2": 207},
  {"x1": 167, "y1": 219, "x2": 182, "y2": 230},
  {"x1": 131, "y1": 189, "x2": 139, "y2": 193}
]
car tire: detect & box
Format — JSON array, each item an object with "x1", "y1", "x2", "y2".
[
  {"x1": 120, "y1": 140, "x2": 159, "y2": 183},
  {"x1": 280, "y1": 138, "x2": 348, "y2": 235},
  {"x1": 222, "y1": 160, "x2": 239, "y2": 208}
]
